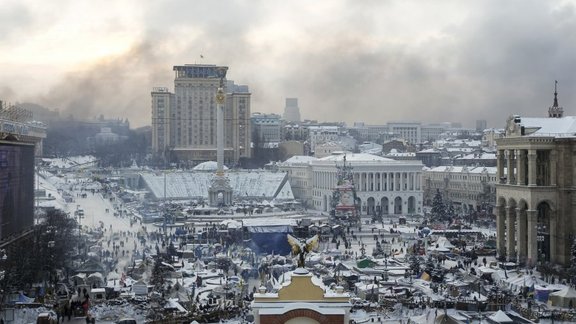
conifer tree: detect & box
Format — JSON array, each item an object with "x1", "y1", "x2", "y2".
[{"x1": 430, "y1": 189, "x2": 445, "y2": 220}]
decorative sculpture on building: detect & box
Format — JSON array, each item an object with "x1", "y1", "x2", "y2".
[
  {"x1": 330, "y1": 155, "x2": 360, "y2": 224},
  {"x1": 287, "y1": 234, "x2": 319, "y2": 268}
]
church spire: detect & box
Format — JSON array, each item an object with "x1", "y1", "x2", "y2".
[{"x1": 548, "y1": 80, "x2": 563, "y2": 118}]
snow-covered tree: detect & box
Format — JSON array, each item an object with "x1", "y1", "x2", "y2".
[{"x1": 430, "y1": 189, "x2": 445, "y2": 219}]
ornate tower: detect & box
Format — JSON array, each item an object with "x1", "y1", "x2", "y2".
[
  {"x1": 208, "y1": 67, "x2": 233, "y2": 207},
  {"x1": 548, "y1": 80, "x2": 563, "y2": 118}
]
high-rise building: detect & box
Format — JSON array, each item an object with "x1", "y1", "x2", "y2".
[
  {"x1": 151, "y1": 64, "x2": 251, "y2": 166},
  {"x1": 476, "y1": 120, "x2": 487, "y2": 131},
  {"x1": 283, "y1": 98, "x2": 301, "y2": 122},
  {"x1": 0, "y1": 104, "x2": 45, "y2": 240}
]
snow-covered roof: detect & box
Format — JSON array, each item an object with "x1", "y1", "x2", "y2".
[
  {"x1": 192, "y1": 161, "x2": 228, "y2": 171},
  {"x1": 518, "y1": 116, "x2": 576, "y2": 136},
  {"x1": 42, "y1": 155, "x2": 98, "y2": 169},
  {"x1": 426, "y1": 166, "x2": 497, "y2": 174},
  {"x1": 456, "y1": 153, "x2": 496, "y2": 160},
  {"x1": 384, "y1": 152, "x2": 416, "y2": 157},
  {"x1": 417, "y1": 148, "x2": 439, "y2": 153},
  {"x1": 319, "y1": 153, "x2": 393, "y2": 162},
  {"x1": 140, "y1": 171, "x2": 294, "y2": 200},
  {"x1": 489, "y1": 310, "x2": 513, "y2": 322},
  {"x1": 282, "y1": 155, "x2": 318, "y2": 164}
]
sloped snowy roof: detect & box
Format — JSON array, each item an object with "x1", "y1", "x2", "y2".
[
  {"x1": 140, "y1": 171, "x2": 294, "y2": 200},
  {"x1": 192, "y1": 161, "x2": 228, "y2": 171},
  {"x1": 489, "y1": 310, "x2": 513, "y2": 323}
]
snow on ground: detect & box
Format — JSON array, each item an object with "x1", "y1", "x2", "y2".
[{"x1": 33, "y1": 166, "x2": 508, "y2": 324}]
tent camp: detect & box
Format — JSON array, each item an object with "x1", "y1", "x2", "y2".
[
  {"x1": 488, "y1": 310, "x2": 514, "y2": 323},
  {"x1": 503, "y1": 273, "x2": 545, "y2": 294},
  {"x1": 549, "y1": 286, "x2": 576, "y2": 308},
  {"x1": 428, "y1": 236, "x2": 455, "y2": 252},
  {"x1": 86, "y1": 272, "x2": 104, "y2": 288}
]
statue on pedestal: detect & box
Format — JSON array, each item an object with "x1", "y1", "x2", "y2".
[{"x1": 287, "y1": 234, "x2": 319, "y2": 268}]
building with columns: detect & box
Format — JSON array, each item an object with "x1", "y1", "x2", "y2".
[
  {"x1": 312, "y1": 154, "x2": 424, "y2": 215},
  {"x1": 280, "y1": 153, "x2": 423, "y2": 215},
  {"x1": 496, "y1": 87, "x2": 575, "y2": 266}
]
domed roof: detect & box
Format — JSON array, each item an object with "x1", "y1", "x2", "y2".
[{"x1": 193, "y1": 161, "x2": 228, "y2": 171}]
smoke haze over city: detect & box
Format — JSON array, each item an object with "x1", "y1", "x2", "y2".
[{"x1": 1, "y1": 0, "x2": 576, "y2": 128}]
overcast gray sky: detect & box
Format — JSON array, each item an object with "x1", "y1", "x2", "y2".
[{"x1": 1, "y1": 0, "x2": 576, "y2": 128}]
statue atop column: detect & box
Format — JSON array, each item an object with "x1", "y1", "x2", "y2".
[{"x1": 208, "y1": 66, "x2": 233, "y2": 207}]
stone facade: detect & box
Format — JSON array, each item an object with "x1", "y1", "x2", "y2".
[
  {"x1": 311, "y1": 154, "x2": 423, "y2": 215},
  {"x1": 496, "y1": 114, "x2": 576, "y2": 266},
  {"x1": 251, "y1": 268, "x2": 350, "y2": 324},
  {"x1": 423, "y1": 166, "x2": 497, "y2": 215},
  {"x1": 278, "y1": 153, "x2": 424, "y2": 215},
  {"x1": 151, "y1": 64, "x2": 251, "y2": 166}
]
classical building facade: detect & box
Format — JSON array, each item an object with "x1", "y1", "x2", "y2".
[
  {"x1": 423, "y1": 166, "x2": 497, "y2": 215},
  {"x1": 151, "y1": 64, "x2": 251, "y2": 166},
  {"x1": 312, "y1": 153, "x2": 424, "y2": 215},
  {"x1": 279, "y1": 153, "x2": 424, "y2": 215},
  {"x1": 496, "y1": 88, "x2": 575, "y2": 266}
]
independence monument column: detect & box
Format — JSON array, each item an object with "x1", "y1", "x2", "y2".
[{"x1": 208, "y1": 66, "x2": 233, "y2": 207}]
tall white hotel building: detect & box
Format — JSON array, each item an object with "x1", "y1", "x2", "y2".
[{"x1": 151, "y1": 64, "x2": 251, "y2": 166}]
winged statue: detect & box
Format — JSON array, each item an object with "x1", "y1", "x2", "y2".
[{"x1": 287, "y1": 234, "x2": 319, "y2": 268}]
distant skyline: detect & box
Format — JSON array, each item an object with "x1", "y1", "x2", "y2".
[{"x1": 1, "y1": 0, "x2": 576, "y2": 128}]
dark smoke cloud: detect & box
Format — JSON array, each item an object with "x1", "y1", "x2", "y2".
[
  {"x1": 5, "y1": 0, "x2": 576, "y2": 129},
  {"x1": 39, "y1": 42, "x2": 171, "y2": 124}
]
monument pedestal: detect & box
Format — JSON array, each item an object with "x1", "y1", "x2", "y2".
[{"x1": 208, "y1": 173, "x2": 233, "y2": 207}]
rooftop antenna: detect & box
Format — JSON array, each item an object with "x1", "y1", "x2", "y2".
[{"x1": 553, "y1": 80, "x2": 559, "y2": 108}]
